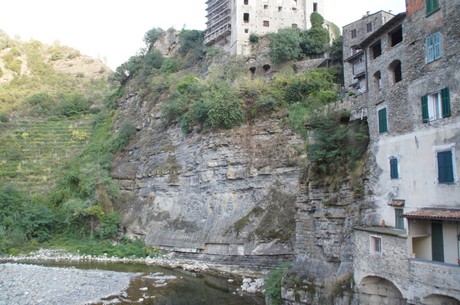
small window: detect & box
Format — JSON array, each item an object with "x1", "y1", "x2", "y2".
[
  {"x1": 264, "y1": 4, "x2": 268, "y2": 8},
  {"x1": 243, "y1": 13, "x2": 250, "y2": 23},
  {"x1": 426, "y1": 32, "x2": 442, "y2": 63},
  {"x1": 351, "y1": 29, "x2": 357, "y2": 39},
  {"x1": 244, "y1": 0, "x2": 248, "y2": 4},
  {"x1": 313, "y1": 2, "x2": 318, "y2": 12},
  {"x1": 292, "y1": 23, "x2": 298, "y2": 29},
  {"x1": 244, "y1": 28, "x2": 249, "y2": 33},
  {"x1": 371, "y1": 40, "x2": 382, "y2": 59},
  {"x1": 437, "y1": 150, "x2": 454, "y2": 184},
  {"x1": 390, "y1": 26, "x2": 403, "y2": 47},
  {"x1": 370, "y1": 236, "x2": 382, "y2": 255},
  {"x1": 395, "y1": 209, "x2": 404, "y2": 229},
  {"x1": 378, "y1": 107, "x2": 388, "y2": 134},
  {"x1": 421, "y1": 87, "x2": 451, "y2": 122},
  {"x1": 263, "y1": 20, "x2": 270, "y2": 27},
  {"x1": 390, "y1": 157, "x2": 399, "y2": 179},
  {"x1": 373, "y1": 71, "x2": 382, "y2": 92},
  {"x1": 389, "y1": 60, "x2": 402, "y2": 83},
  {"x1": 367, "y1": 22, "x2": 372, "y2": 33},
  {"x1": 426, "y1": 0, "x2": 440, "y2": 15}
]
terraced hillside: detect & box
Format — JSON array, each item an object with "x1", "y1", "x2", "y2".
[{"x1": 0, "y1": 117, "x2": 93, "y2": 194}]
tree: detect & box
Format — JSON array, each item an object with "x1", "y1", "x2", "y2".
[
  {"x1": 268, "y1": 28, "x2": 302, "y2": 64},
  {"x1": 144, "y1": 28, "x2": 165, "y2": 50}
]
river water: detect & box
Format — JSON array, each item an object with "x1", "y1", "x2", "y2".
[{"x1": 26, "y1": 261, "x2": 266, "y2": 305}]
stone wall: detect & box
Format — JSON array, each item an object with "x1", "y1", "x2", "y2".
[{"x1": 111, "y1": 93, "x2": 305, "y2": 257}]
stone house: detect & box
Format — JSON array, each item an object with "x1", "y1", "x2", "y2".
[
  {"x1": 204, "y1": 0, "x2": 325, "y2": 55},
  {"x1": 345, "y1": 0, "x2": 460, "y2": 304},
  {"x1": 342, "y1": 10, "x2": 396, "y2": 93}
]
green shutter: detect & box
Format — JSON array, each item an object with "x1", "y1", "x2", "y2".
[
  {"x1": 421, "y1": 95, "x2": 429, "y2": 123},
  {"x1": 441, "y1": 87, "x2": 451, "y2": 118},
  {"x1": 433, "y1": 0, "x2": 440, "y2": 10},
  {"x1": 378, "y1": 108, "x2": 388, "y2": 133},
  {"x1": 437, "y1": 150, "x2": 454, "y2": 183},
  {"x1": 395, "y1": 209, "x2": 404, "y2": 230},
  {"x1": 431, "y1": 222, "x2": 444, "y2": 262},
  {"x1": 390, "y1": 158, "x2": 398, "y2": 179},
  {"x1": 426, "y1": 0, "x2": 433, "y2": 14}
]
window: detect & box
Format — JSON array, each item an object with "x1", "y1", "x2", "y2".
[
  {"x1": 244, "y1": 0, "x2": 248, "y2": 4},
  {"x1": 395, "y1": 209, "x2": 404, "y2": 229},
  {"x1": 292, "y1": 23, "x2": 298, "y2": 29},
  {"x1": 373, "y1": 71, "x2": 382, "y2": 92},
  {"x1": 264, "y1": 4, "x2": 268, "y2": 8},
  {"x1": 244, "y1": 28, "x2": 249, "y2": 33},
  {"x1": 390, "y1": 157, "x2": 399, "y2": 179},
  {"x1": 263, "y1": 20, "x2": 270, "y2": 27},
  {"x1": 426, "y1": 32, "x2": 442, "y2": 63},
  {"x1": 370, "y1": 236, "x2": 382, "y2": 255},
  {"x1": 389, "y1": 26, "x2": 403, "y2": 46},
  {"x1": 371, "y1": 40, "x2": 382, "y2": 59},
  {"x1": 426, "y1": 0, "x2": 440, "y2": 15},
  {"x1": 351, "y1": 29, "x2": 357, "y2": 38},
  {"x1": 313, "y1": 2, "x2": 318, "y2": 12},
  {"x1": 243, "y1": 13, "x2": 250, "y2": 23},
  {"x1": 367, "y1": 22, "x2": 372, "y2": 33},
  {"x1": 437, "y1": 150, "x2": 454, "y2": 183},
  {"x1": 378, "y1": 107, "x2": 388, "y2": 134},
  {"x1": 389, "y1": 60, "x2": 402, "y2": 83},
  {"x1": 421, "y1": 87, "x2": 451, "y2": 122}
]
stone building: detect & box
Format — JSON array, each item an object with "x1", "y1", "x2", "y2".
[
  {"x1": 346, "y1": 0, "x2": 460, "y2": 304},
  {"x1": 342, "y1": 10, "x2": 395, "y2": 92},
  {"x1": 204, "y1": 0, "x2": 325, "y2": 55}
]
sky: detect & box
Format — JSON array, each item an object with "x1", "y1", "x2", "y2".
[{"x1": 0, "y1": 0, "x2": 406, "y2": 70}]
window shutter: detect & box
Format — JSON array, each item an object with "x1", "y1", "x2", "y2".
[
  {"x1": 426, "y1": 0, "x2": 432, "y2": 14},
  {"x1": 378, "y1": 108, "x2": 387, "y2": 133},
  {"x1": 434, "y1": 33, "x2": 441, "y2": 60},
  {"x1": 426, "y1": 36, "x2": 433, "y2": 62},
  {"x1": 441, "y1": 87, "x2": 451, "y2": 118},
  {"x1": 437, "y1": 150, "x2": 454, "y2": 183},
  {"x1": 421, "y1": 95, "x2": 429, "y2": 123},
  {"x1": 390, "y1": 158, "x2": 398, "y2": 179}
]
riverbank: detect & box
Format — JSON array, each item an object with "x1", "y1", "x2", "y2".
[
  {"x1": 0, "y1": 263, "x2": 138, "y2": 305},
  {"x1": 0, "y1": 248, "x2": 267, "y2": 298}
]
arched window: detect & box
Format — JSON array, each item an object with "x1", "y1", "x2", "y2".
[
  {"x1": 373, "y1": 71, "x2": 382, "y2": 92},
  {"x1": 389, "y1": 60, "x2": 402, "y2": 84}
]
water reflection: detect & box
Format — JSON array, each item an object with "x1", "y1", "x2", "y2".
[{"x1": 27, "y1": 261, "x2": 265, "y2": 305}]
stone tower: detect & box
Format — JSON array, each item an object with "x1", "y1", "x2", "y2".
[{"x1": 204, "y1": 0, "x2": 325, "y2": 55}]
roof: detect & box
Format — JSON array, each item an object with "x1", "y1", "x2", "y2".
[
  {"x1": 403, "y1": 208, "x2": 460, "y2": 221},
  {"x1": 342, "y1": 10, "x2": 395, "y2": 29},
  {"x1": 388, "y1": 199, "x2": 405, "y2": 207},
  {"x1": 359, "y1": 13, "x2": 407, "y2": 48}
]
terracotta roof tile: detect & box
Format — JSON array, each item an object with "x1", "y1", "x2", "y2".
[
  {"x1": 388, "y1": 199, "x2": 405, "y2": 207},
  {"x1": 403, "y1": 208, "x2": 460, "y2": 221}
]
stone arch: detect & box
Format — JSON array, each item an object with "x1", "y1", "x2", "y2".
[
  {"x1": 388, "y1": 59, "x2": 402, "y2": 84},
  {"x1": 358, "y1": 276, "x2": 407, "y2": 305},
  {"x1": 421, "y1": 294, "x2": 460, "y2": 305},
  {"x1": 262, "y1": 64, "x2": 271, "y2": 73},
  {"x1": 249, "y1": 66, "x2": 256, "y2": 76}
]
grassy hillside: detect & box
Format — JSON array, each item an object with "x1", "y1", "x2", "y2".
[{"x1": 0, "y1": 117, "x2": 93, "y2": 194}]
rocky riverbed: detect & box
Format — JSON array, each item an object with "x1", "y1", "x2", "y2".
[
  {"x1": 0, "y1": 263, "x2": 138, "y2": 305},
  {"x1": 0, "y1": 249, "x2": 266, "y2": 304}
]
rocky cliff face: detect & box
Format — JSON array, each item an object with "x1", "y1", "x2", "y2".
[{"x1": 111, "y1": 93, "x2": 305, "y2": 257}]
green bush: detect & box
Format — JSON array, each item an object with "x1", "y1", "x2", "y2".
[
  {"x1": 307, "y1": 110, "x2": 369, "y2": 176},
  {"x1": 205, "y1": 85, "x2": 244, "y2": 129},
  {"x1": 265, "y1": 263, "x2": 291, "y2": 305},
  {"x1": 110, "y1": 121, "x2": 136, "y2": 153},
  {"x1": 144, "y1": 27, "x2": 165, "y2": 49},
  {"x1": 268, "y1": 28, "x2": 302, "y2": 64},
  {"x1": 249, "y1": 33, "x2": 259, "y2": 43},
  {"x1": 160, "y1": 59, "x2": 181, "y2": 74},
  {"x1": 56, "y1": 92, "x2": 91, "y2": 117}
]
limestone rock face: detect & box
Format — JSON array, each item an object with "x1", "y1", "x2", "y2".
[{"x1": 111, "y1": 94, "x2": 305, "y2": 256}]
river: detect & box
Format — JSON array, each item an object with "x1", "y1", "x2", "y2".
[{"x1": 0, "y1": 260, "x2": 266, "y2": 305}]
